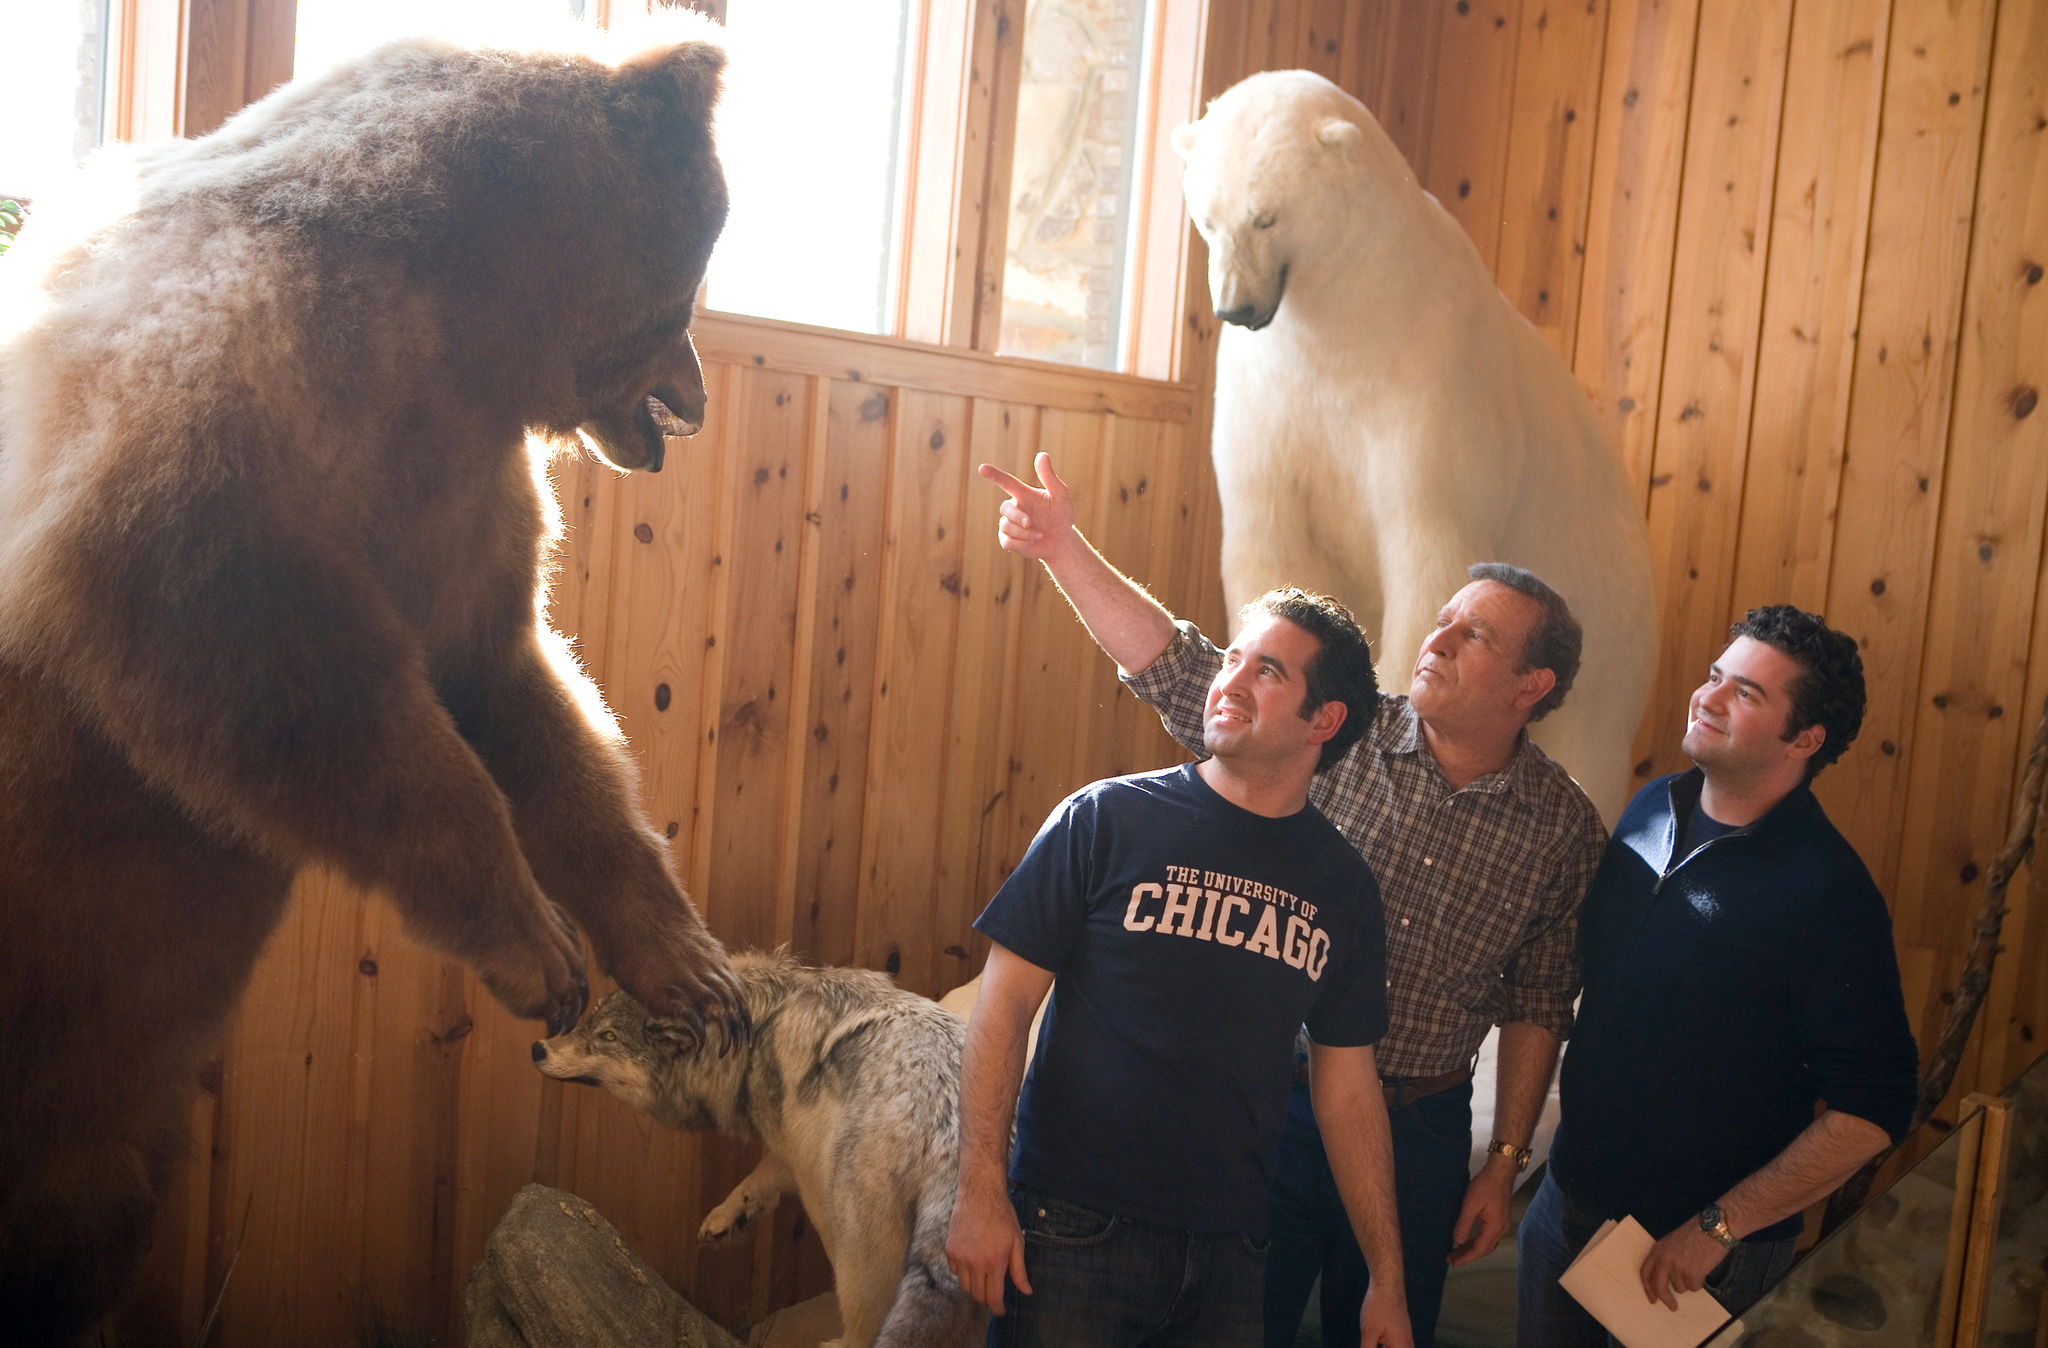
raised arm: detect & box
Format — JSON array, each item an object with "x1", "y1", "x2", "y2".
[
  {"x1": 1310, "y1": 1041, "x2": 1415, "y2": 1348},
  {"x1": 979, "y1": 452, "x2": 1178, "y2": 673},
  {"x1": 946, "y1": 942, "x2": 1056, "y2": 1314}
]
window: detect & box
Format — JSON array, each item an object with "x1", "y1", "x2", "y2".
[
  {"x1": 1, "y1": 0, "x2": 114, "y2": 204},
  {"x1": 999, "y1": 0, "x2": 1152, "y2": 370},
  {"x1": 702, "y1": 0, "x2": 917, "y2": 335}
]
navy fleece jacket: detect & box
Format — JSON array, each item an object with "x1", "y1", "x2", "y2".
[{"x1": 1550, "y1": 769, "x2": 1918, "y2": 1241}]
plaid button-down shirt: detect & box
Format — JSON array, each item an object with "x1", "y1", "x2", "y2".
[{"x1": 1124, "y1": 621, "x2": 1607, "y2": 1077}]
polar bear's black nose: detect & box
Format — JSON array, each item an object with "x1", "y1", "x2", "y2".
[
  {"x1": 1217, "y1": 303, "x2": 1258, "y2": 327},
  {"x1": 531, "y1": 1041, "x2": 547, "y2": 1062}
]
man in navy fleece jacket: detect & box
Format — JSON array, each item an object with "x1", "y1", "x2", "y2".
[{"x1": 1517, "y1": 606, "x2": 1918, "y2": 1345}]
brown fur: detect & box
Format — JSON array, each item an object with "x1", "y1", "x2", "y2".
[{"x1": 0, "y1": 22, "x2": 744, "y2": 1339}]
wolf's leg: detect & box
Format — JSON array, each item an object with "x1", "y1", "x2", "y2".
[
  {"x1": 699, "y1": 1150, "x2": 793, "y2": 1247},
  {"x1": 872, "y1": 1193, "x2": 987, "y2": 1348},
  {"x1": 824, "y1": 1208, "x2": 910, "y2": 1348},
  {"x1": 35, "y1": 523, "x2": 588, "y2": 1032},
  {"x1": 440, "y1": 616, "x2": 744, "y2": 1031}
]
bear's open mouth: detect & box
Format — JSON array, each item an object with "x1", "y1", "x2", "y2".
[
  {"x1": 631, "y1": 384, "x2": 702, "y2": 472},
  {"x1": 566, "y1": 1074, "x2": 603, "y2": 1088}
]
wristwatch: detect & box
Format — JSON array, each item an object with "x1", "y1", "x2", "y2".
[
  {"x1": 1697, "y1": 1203, "x2": 1738, "y2": 1249},
  {"x1": 1483, "y1": 1137, "x2": 1532, "y2": 1172}
]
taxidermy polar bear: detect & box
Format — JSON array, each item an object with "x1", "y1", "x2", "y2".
[
  {"x1": 0, "y1": 21, "x2": 747, "y2": 1339},
  {"x1": 1173, "y1": 70, "x2": 1655, "y2": 823}
]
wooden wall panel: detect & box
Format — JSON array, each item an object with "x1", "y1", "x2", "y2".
[
  {"x1": 1492, "y1": 0, "x2": 1610, "y2": 360},
  {"x1": 1632, "y1": 0, "x2": 1795, "y2": 780},
  {"x1": 1724, "y1": 0, "x2": 1888, "y2": 619},
  {"x1": 1813, "y1": 0, "x2": 1998, "y2": 899}
]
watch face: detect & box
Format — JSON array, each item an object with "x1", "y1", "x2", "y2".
[{"x1": 1698, "y1": 1204, "x2": 1722, "y2": 1230}]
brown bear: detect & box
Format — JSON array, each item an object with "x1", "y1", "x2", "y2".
[{"x1": 0, "y1": 19, "x2": 745, "y2": 1340}]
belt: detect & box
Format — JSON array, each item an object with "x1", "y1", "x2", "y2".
[{"x1": 1292, "y1": 1060, "x2": 1474, "y2": 1110}]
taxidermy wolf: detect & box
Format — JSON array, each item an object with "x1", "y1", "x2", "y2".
[{"x1": 533, "y1": 952, "x2": 985, "y2": 1348}]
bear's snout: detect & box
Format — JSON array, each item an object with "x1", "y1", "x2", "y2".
[{"x1": 531, "y1": 1041, "x2": 547, "y2": 1062}]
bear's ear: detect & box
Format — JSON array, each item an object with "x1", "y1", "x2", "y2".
[
  {"x1": 618, "y1": 39, "x2": 728, "y2": 139},
  {"x1": 1170, "y1": 121, "x2": 1202, "y2": 160},
  {"x1": 1316, "y1": 118, "x2": 1363, "y2": 155}
]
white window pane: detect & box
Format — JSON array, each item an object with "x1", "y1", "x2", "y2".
[
  {"x1": 1000, "y1": 0, "x2": 1149, "y2": 370},
  {"x1": 703, "y1": 0, "x2": 913, "y2": 336},
  {"x1": 0, "y1": 0, "x2": 111, "y2": 204}
]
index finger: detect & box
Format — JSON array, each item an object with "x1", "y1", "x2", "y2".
[{"x1": 978, "y1": 462, "x2": 1037, "y2": 500}]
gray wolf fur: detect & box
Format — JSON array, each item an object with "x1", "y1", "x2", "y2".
[
  {"x1": 0, "y1": 19, "x2": 745, "y2": 1339},
  {"x1": 534, "y1": 952, "x2": 985, "y2": 1348}
]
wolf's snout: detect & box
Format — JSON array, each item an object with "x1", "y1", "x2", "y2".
[{"x1": 531, "y1": 1041, "x2": 547, "y2": 1062}]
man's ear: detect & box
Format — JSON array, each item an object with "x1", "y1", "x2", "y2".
[
  {"x1": 1786, "y1": 722, "x2": 1826, "y2": 763},
  {"x1": 1306, "y1": 698, "x2": 1348, "y2": 747},
  {"x1": 1513, "y1": 667, "x2": 1558, "y2": 714}
]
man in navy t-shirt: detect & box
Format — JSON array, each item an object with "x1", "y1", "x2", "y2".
[{"x1": 946, "y1": 589, "x2": 1412, "y2": 1348}]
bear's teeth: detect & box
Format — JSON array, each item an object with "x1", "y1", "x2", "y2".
[{"x1": 645, "y1": 395, "x2": 691, "y2": 438}]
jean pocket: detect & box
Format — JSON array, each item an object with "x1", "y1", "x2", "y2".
[
  {"x1": 1240, "y1": 1232, "x2": 1273, "y2": 1259},
  {"x1": 1019, "y1": 1193, "x2": 1119, "y2": 1246}
]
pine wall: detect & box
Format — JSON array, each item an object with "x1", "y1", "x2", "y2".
[{"x1": 114, "y1": 0, "x2": 2047, "y2": 1342}]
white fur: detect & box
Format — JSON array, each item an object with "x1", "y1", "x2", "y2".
[{"x1": 1175, "y1": 70, "x2": 1656, "y2": 823}]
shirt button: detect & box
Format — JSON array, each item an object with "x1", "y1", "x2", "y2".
[
  {"x1": 1424, "y1": 857, "x2": 1434, "y2": 866},
  {"x1": 1401, "y1": 918, "x2": 1409, "y2": 926},
  {"x1": 1386, "y1": 979, "x2": 1393, "y2": 987}
]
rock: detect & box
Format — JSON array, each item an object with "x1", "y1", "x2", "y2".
[
  {"x1": 464, "y1": 1183, "x2": 746, "y2": 1348},
  {"x1": 1809, "y1": 1271, "x2": 1887, "y2": 1331}
]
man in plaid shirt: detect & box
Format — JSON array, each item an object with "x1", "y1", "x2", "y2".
[{"x1": 981, "y1": 454, "x2": 1607, "y2": 1348}]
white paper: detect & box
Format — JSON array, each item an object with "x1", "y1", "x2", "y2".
[{"x1": 1557, "y1": 1216, "x2": 1739, "y2": 1348}]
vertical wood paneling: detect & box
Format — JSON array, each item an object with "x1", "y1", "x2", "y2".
[
  {"x1": 791, "y1": 382, "x2": 894, "y2": 967},
  {"x1": 1422, "y1": 0, "x2": 1524, "y2": 272},
  {"x1": 1570, "y1": 0, "x2": 1701, "y2": 501},
  {"x1": 1492, "y1": 0, "x2": 1612, "y2": 358},
  {"x1": 1892, "y1": 0, "x2": 2048, "y2": 1110},
  {"x1": 854, "y1": 391, "x2": 973, "y2": 991},
  {"x1": 1633, "y1": 0, "x2": 1795, "y2": 780},
  {"x1": 1814, "y1": 0, "x2": 1999, "y2": 898},
  {"x1": 1725, "y1": 0, "x2": 1889, "y2": 619},
  {"x1": 704, "y1": 369, "x2": 811, "y2": 955}
]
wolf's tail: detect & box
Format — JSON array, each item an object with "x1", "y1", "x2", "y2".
[{"x1": 874, "y1": 1195, "x2": 987, "y2": 1348}]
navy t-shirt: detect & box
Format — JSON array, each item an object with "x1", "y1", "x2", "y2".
[{"x1": 974, "y1": 763, "x2": 1389, "y2": 1235}]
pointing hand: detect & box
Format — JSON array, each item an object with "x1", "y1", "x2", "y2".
[{"x1": 978, "y1": 452, "x2": 1078, "y2": 564}]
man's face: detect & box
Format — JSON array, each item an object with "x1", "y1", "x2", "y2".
[
  {"x1": 1203, "y1": 612, "x2": 1335, "y2": 766},
  {"x1": 1682, "y1": 635, "x2": 1816, "y2": 775},
  {"x1": 1406, "y1": 581, "x2": 1545, "y2": 729}
]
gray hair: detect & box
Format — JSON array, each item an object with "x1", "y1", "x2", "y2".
[{"x1": 1465, "y1": 563, "x2": 1581, "y2": 722}]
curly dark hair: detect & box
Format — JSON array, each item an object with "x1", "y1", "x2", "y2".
[
  {"x1": 1242, "y1": 588, "x2": 1378, "y2": 772},
  {"x1": 1728, "y1": 605, "x2": 1865, "y2": 780},
  {"x1": 1466, "y1": 563, "x2": 1582, "y2": 721}
]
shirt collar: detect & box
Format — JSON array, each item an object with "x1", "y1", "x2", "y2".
[{"x1": 1383, "y1": 698, "x2": 1545, "y2": 809}]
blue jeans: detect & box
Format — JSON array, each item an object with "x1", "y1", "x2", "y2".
[
  {"x1": 1264, "y1": 1078, "x2": 1474, "y2": 1348},
  {"x1": 1514, "y1": 1170, "x2": 1797, "y2": 1348},
  {"x1": 990, "y1": 1184, "x2": 1269, "y2": 1348}
]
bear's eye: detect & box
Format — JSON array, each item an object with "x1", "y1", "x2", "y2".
[
  {"x1": 1253, "y1": 212, "x2": 1278, "y2": 230},
  {"x1": 598, "y1": 1029, "x2": 618, "y2": 1042}
]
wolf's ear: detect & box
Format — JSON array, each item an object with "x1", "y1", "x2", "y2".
[{"x1": 644, "y1": 1017, "x2": 702, "y2": 1058}]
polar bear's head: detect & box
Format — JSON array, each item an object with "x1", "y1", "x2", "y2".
[{"x1": 1173, "y1": 71, "x2": 1394, "y2": 330}]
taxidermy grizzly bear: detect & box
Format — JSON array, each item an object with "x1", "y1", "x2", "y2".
[{"x1": 0, "y1": 21, "x2": 746, "y2": 1339}]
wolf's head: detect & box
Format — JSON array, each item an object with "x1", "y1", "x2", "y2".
[{"x1": 532, "y1": 988, "x2": 749, "y2": 1132}]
